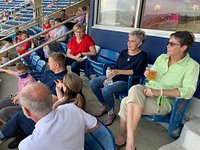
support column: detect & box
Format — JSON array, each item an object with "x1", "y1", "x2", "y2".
[{"x1": 33, "y1": 0, "x2": 43, "y2": 26}]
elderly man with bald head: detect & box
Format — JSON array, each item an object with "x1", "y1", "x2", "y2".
[{"x1": 0, "y1": 82, "x2": 99, "y2": 150}]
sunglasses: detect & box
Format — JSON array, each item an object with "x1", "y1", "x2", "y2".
[{"x1": 167, "y1": 42, "x2": 181, "y2": 47}]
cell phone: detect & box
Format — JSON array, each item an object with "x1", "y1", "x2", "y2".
[{"x1": 82, "y1": 56, "x2": 87, "y2": 60}]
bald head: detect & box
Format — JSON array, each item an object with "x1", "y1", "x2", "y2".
[{"x1": 19, "y1": 82, "x2": 53, "y2": 117}]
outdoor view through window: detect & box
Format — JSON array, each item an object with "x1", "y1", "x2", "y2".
[{"x1": 97, "y1": 0, "x2": 200, "y2": 33}]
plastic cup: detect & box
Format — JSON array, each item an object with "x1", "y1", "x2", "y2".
[{"x1": 147, "y1": 69, "x2": 156, "y2": 80}]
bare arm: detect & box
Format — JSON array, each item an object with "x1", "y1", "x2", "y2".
[
  {"x1": 107, "y1": 69, "x2": 134, "y2": 79},
  {"x1": 114, "y1": 69, "x2": 134, "y2": 76},
  {"x1": 0, "y1": 68, "x2": 16, "y2": 76},
  {"x1": 66, "y1": 48, "x2": 80, "y2": 60},
  {"x1": 85, "y1": 121, "x2": 100, "y2": 134},
  {"x1": 82, "y1": 45, "x2": 96, "y2": 56},
  {"x1": 144, "y1": 88, "x2": 180, "y2": 98}
]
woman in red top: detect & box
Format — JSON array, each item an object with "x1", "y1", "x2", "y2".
[{"x1": 66, "y1": 23, "x2": 96, "y2": 75}]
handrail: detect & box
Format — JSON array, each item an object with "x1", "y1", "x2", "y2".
[
  {"x1": 0, "y1": 30, "x2": 73, "y2": 68},
  {"x1": 0, "y1": 11, "x2": 86, "y2": 56},
  {"x1": 0, "y1": 0, "x2": 82, "y2": 39}
]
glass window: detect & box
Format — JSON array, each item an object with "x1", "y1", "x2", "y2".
[
  {"x1": 97, "y1": 0, "x2": 138, "y2": 27},
  {"x1": 141, "y1": 0, "x2": 200, "y2": 33}
]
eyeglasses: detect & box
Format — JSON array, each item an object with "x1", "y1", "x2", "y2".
[
  {"x1": 167, "y1": 42, "x2": 181, "y2": 47},
  {"x1": 127, "y1": 40, "x2": 136, "y2": 44},
  {"x1": 75, "y1": 31, "x2": 84, "y2": 34}
]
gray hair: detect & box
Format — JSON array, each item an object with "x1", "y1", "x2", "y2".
[
  {"x1": 129, "y1": 29, "x2": 146, "y2": 43},
  {"x1": 19, "y1": 82, "x2": 53, "y2": 117}
]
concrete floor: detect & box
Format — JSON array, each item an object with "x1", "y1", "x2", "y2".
[{"x1": 0, "y1": 72, "x2": 172, "y2": 150}]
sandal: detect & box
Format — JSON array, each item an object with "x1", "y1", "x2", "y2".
[
  {"x1": 116, "y1": 143, "x2": 136, "y2": 150},
  {"x1": 103, "y1": 113, "x2": 116, "y2": 126},
  {"x1": 115, "y1": 141, "x2": 126, "y2": 149},
  {"x1": 95, "y1": 109, "x2": 108, "y2": 117}
]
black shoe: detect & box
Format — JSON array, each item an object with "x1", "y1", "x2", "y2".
[{"x1": 8, "y1": 135, "x2": 23, "y2": 149}]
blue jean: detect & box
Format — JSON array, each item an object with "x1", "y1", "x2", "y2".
[
  {"x1": 89, "y1": 76, "x2": 128, "y2": 111},
  {"x1": 71, "y1": 61, "x2": 86, "y2": 75},
  {"x1": 0, "y1": 111, "x2": 35, "y2": 140},
  {"x1": 66, "y1": 57, "x2": 86, "y2": 75}
]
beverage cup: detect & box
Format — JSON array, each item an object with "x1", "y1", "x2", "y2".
[{"x1": 147, "y1": 69, "x2": 156, "y2": 80}]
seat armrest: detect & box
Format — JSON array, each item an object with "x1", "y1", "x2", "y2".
[{"x1": 128, "y1": 75, "x2": 145, "y2": 89}]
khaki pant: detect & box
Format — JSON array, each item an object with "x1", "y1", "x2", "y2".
[{"x1": 118, "y1": 85, "x2": 169, "y2": 121}]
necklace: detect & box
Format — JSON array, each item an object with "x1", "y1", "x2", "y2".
[{"x1": 127, "y1": 57, "x2": 131, "y2": 61}]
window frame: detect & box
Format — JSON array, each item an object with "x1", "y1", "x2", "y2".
[{"x1": 92, "y1": 0, "x2": 200, "y2": 42}]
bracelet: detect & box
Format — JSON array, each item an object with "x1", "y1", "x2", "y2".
[{"x1": 160, "y1": 89, "x2": 163, "y2": 96}]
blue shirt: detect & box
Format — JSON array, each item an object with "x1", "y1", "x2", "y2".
[{"x1": 39, "y1": 70, "x2": 67, "y2": 95}]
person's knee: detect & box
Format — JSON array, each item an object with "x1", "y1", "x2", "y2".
[
  {"x1": 71, "y1": 62, "x2": 80, "y2": 75},
  {"x1": 102, "y1": 86, "x2": 112, "y2": 97},
  {"x1": 0, "y1": 96, "x2": 12, "y2": 109},
  {"x1": 0, "y1": 108, "x2": 10, "y2": 123},
  {"x1": 71, "y1": 62, "x2": 79, "y2": 71},
  {"x1": 129, "y1": 84, "x2": 144, "y2": 94},
  {"x1": 89, "y1": 78, "x2": 101, "y2": 88}
]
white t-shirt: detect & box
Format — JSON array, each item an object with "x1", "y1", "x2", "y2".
[{"x1": 19, "y1": 104, "x2": 97, "y2": 150}]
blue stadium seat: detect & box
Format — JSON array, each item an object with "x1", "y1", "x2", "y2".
[
  {"x1": 58, "y1": 42, "x2": 67, "y2": 54},
  {"x1": 27, "y1": 55, "x2": 40, "y2": 69},
  {"x1": 87, "y1": 49, "x2": 120, "y2": 76},
  {"x1": 84, "y1": 121, "x2": 116, "y2": 150},
  {"x1": 22, "y1": 51, "x2": 36, "y2": 65},
  {"x1": 30, "y1": 60, "x2": 47, "y2": 80}
]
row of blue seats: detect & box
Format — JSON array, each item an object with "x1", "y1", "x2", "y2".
[
  {"x1": 0, "y1": 4, "x2": 33, "y2": 30},
  {"x1": 21, "y1": 52, "x2": 47, "y2": 80}
]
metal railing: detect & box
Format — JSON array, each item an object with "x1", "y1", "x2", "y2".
[
  {"x1": 0, "y1": 11, "x2": 87, "y2": 68},
  {"x1": 0, "y1": 0, "x2": 82, "y2": 39},
  {"x1": 0, "y1": 30, "x2": 73, "y2": 68}
]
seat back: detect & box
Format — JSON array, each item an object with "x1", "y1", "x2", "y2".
[
  {"x1": 97, "y1": 49, "x2": 119, "y2": 64},
  {"x1": 35, "y1": 60, "x2": 46, "y2": 73},
  {"x1": 58, "y1": 42, "x2": 67, "y2": 54},
  {"x1": 88, "y1": 49, "x2": 120, "y2": 76},
  {"x1": 84, "y1": 121, "x2": 116, "y2": 150},
  {"x1": 22, "y1": 51, "x2": 36, "y2": 65},
  {"x1": 29, "y1": 55, "x2": 40, "y2": 67},
  {"x1": 28, "y1": 52, "x2": 36, "y2": 61}
]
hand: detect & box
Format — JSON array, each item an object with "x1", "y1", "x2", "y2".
[
  {"x1": 103, "y1": 79, "x2": 109, "y2": 86},
  {"x1": 144, "y1": 88, "x2": 160, "y2": 97},
  {"x1": 75, "y1": 53, "x2": 82, "y2": 61},
  {"x1": 11, "y1": 96, "x2": 18, "y2": 105},
  {"x1": 106, "y1": 69, "x2": 117, "y2": 79},
  {"x1": 144, "y1": 67, "x2": 150, "y2": 78},
  {"x1": 54, "y1": 80, "x2": 63, "y2": 91},
  {"x1": 0, "y1": 68, "x2": 4, "y2": 72}
]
